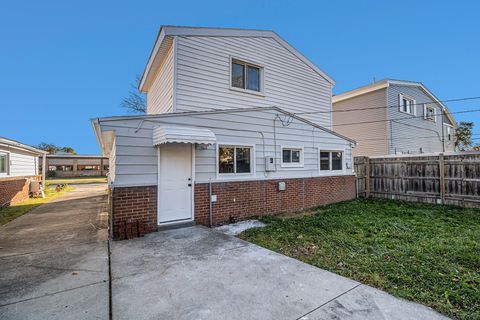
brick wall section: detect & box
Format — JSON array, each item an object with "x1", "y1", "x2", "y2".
[
  {"x1": 110, "y1": 175, "x2": 356, "y2": 239},
  {"x1": 0, "y1": 176, "x2": 41, "y2": 207},
  {"x1": 111, "y1": 186, "x2": 157, "y2": 239},
  {"x1": 194, "y1": 175, "x2": 356, "y2": 226}
]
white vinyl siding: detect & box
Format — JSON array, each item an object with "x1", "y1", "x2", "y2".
[
  {"x1": 98, "y1": 109, "x2": 353, "y2": 187},
  {"x1": 146, "y1": 42, "x2": 174, "y2": 114},
  {"x1": 388, "y1": 84, "x2": 455, "y2": 153},
  {"x1": 0, "y1": 147, "x2": 39, "y2": 178},
  {"x1": 175, "y1": 36, "x2": 333, "y2": 128}
]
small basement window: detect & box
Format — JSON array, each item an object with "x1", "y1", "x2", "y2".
[
  {"x1": 231, "y1": 59, "x2": 262, "y2": 93},
  {"x1": 281, "y1": 147, "x2": 303, "y2": 167},
  {"x1": 218, "y1": 145, "x2": 253, "y2": 174},
  {"x1": 399, "y1": 95, "x2": 415, "y2": 115},
  {"x1": 320, "y1": 150, "x2": 344, "y2": 171},
  {"x1": 424, "y1": 104, "x2": 436, "y2": 121},
  {"x1": 0, "y1": 153, "x2": 8, "y2": 174}
]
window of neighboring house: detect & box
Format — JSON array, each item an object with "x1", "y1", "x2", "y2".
[
  {"x1": 399, "y1": 95, "x2": 415, "y2": 114},
  {"x1": 48, "y1": 165, "x2": 74, "y2": 171},
  {"x1": 78, "y1": 165, "x2": 100, "y2": 171},
  {"x1": 231, "y1": 59, "x2": 262, "y2": 93},
  {"x1": 281, "y1": 147, "x2": 303, "y2": 167},
  {"x1": 103, "y1": 164, "x2": 109, "y2": 171},
  {"x1": 447, "y1": 127, "x2": 452, "y2": 141},
  {"x1": 424, "y1": 104, "x2": 436, "y2": 121},
  {"x1": 0, "y1": 153, "x2": 8, "y2": 174},
  {"x1": 320, "y1": 150, "x2": 344, "y2": 171},
  {"x1": 218, "y1": 145, "x2": 252, "y2": 174}
]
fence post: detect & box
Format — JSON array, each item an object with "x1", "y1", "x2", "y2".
[
  {"x1": 365, "y1": 157, "x2": 370, "y2": 198},
  {"x1": 439, "y1": 153, "x2": 445, "y2": 205}
]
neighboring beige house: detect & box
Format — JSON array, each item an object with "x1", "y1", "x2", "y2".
[
  {"x1": 0, "y1": 137, "x2": 47, "y2": 207},
  {"x1": 93, "y1": 26, "x2": 357, "y2": 239},
  {"x1": 332, "y1": 79, "x2": 457, "y2": 157},
  {"x1": 43, "y1": 154, "x2": 109, "y2": 178}
]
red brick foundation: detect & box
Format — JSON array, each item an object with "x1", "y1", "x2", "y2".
[
  {"x1": 0, "y1": 175, "x2": 41, "y2": 207},
  {"x1": 194, "y1": 175, "x2": 356, "y2": 226},
  {"x1": 110, "y1": 175, "x2": 356, "y2": 239},
  {"x1": 110, "y1": 186, "x2": 158, "y2": 240}
]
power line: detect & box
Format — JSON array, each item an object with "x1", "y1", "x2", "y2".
[
  {"x1": 357, "y1": 136, "x2": 480, "y2": 142},
  {"x1": 294, "y1": 95, "x2": 480, "y2": 115},
  {"x1": 332, "y1": 107, "x2": 480, "y2": 127}
]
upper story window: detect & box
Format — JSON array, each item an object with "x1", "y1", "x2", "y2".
[
  {"x1": 218, "y1": 145, "x2": 253, "y2": 174},
  {"x1": 447, "y1": 126, "x2": 452, "y2": 141},
  {"x1": 320, "y1": 150, "x2": 343, "y2": 171},
  {"x1": 0, "y1": 152, "x2": 8, "y2": 175},
  {"x1": 281, "y1": 147, "x2": 303, "y2": 167},
  {"x1": 424, "y1": 104, "x2": 436, "y2": 121},
  {"x1": 231, "y1": 59, "x2": 262, "y2": 93},
  {"x1": 399, "y1": 94, "x2": 415, "y2": 115}
]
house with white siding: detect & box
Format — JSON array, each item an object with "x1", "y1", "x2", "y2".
[
  {"x1": 332, "y1": 79, "x2": 457, "y2": 157},
  {"x1": 92, "y1": 26, "x2": 357, "y2": 239},
  {"x1": 0, "y1": 137, "x2": 46, "y2": 207}
]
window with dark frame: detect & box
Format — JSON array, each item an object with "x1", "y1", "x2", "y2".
[
  {"x1": 0, "y1": 153, "x2": 7, "y2": 174},
  {"x1": 218, "y1": 145, "x2": 252, "y2": 174},
  {"x1": 78, "y1": 165, "x2": 100, "y2": 171},
  {"x1": 401, "y1": 96, "x2": 414, "y2": 114},
  {"x1": 320, "y1": 151, "x2": 343, "y2": 171},
  {"x1": 231, "y1": 59, "x2": 261, "y2": 92},
  {"x1": 282, "y1": 148, "x2": 301, "y2": 165},
  {"x1": 425, "y1": 105, "x2": 435, "y2": 121}
]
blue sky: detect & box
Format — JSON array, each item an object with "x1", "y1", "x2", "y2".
[{"x1": 1, "y1": 0, "x2": 479, "y2": 154}]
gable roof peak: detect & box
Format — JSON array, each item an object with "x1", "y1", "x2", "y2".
[{"x1": 139, "y1": 25, "x2": 335, "y2": 91}]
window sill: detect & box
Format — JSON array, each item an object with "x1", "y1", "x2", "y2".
[
  {"x1": 280, "y1": 163, "x2": 304, "y2": 168},
  {"x1": 398, "y1": 110, "x2": 415, "y2": 116},
  {"x1": 216, "y1": 173, "x2": 256, "y2": 181},
  {"x1": 229, "y1": 86, "x2": 265, "y2": 97},
  {"x1": 319, "y1": 170, "x2": 346, "y2": 175}
]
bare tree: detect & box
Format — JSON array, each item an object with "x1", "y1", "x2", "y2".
[{"x1": 121, "y1": 75, "x2": 146, "y2": 114}]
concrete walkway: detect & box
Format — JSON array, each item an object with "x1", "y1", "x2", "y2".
[
  {"x1": 111, "y1": 226, "x2": 449, "y2": 320},
  {"x1": 0, "y1": 184, "x2": 109, "y2": 320}
]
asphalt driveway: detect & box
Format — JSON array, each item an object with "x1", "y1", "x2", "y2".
[
  {"x1": 111, "y1": 226, "x2": 449, "y2": 320},
  {"x1": 0, "y1": 184, "x2": 109, "y2": 320}
]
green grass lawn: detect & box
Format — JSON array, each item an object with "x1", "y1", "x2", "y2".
[
  {"x1": 0, "y1": 186, "x2": 74, "y2": 226},
  {"x1": 239, "y1": 199, "x2": 480, "y2": 320},
  {"x1": 46, "y1": 176, "x2": 106, "y2": 184}
]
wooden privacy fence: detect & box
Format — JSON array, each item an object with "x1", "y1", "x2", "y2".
[{"x1": 354, "y1": 152, "x2": 480, "y2": 208}]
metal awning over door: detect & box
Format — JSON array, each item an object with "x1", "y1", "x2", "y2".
[{"x1": 152, "y1": 125, "x2": 216, "y2": 146}]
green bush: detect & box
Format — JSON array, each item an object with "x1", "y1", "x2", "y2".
[{"x1": 55, "y1": 183, "x2": 69, "y2": 192}]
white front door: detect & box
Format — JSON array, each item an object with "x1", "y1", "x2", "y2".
[{"x1": 157, "y1": 143, "x2": 193, "y2": 224}]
